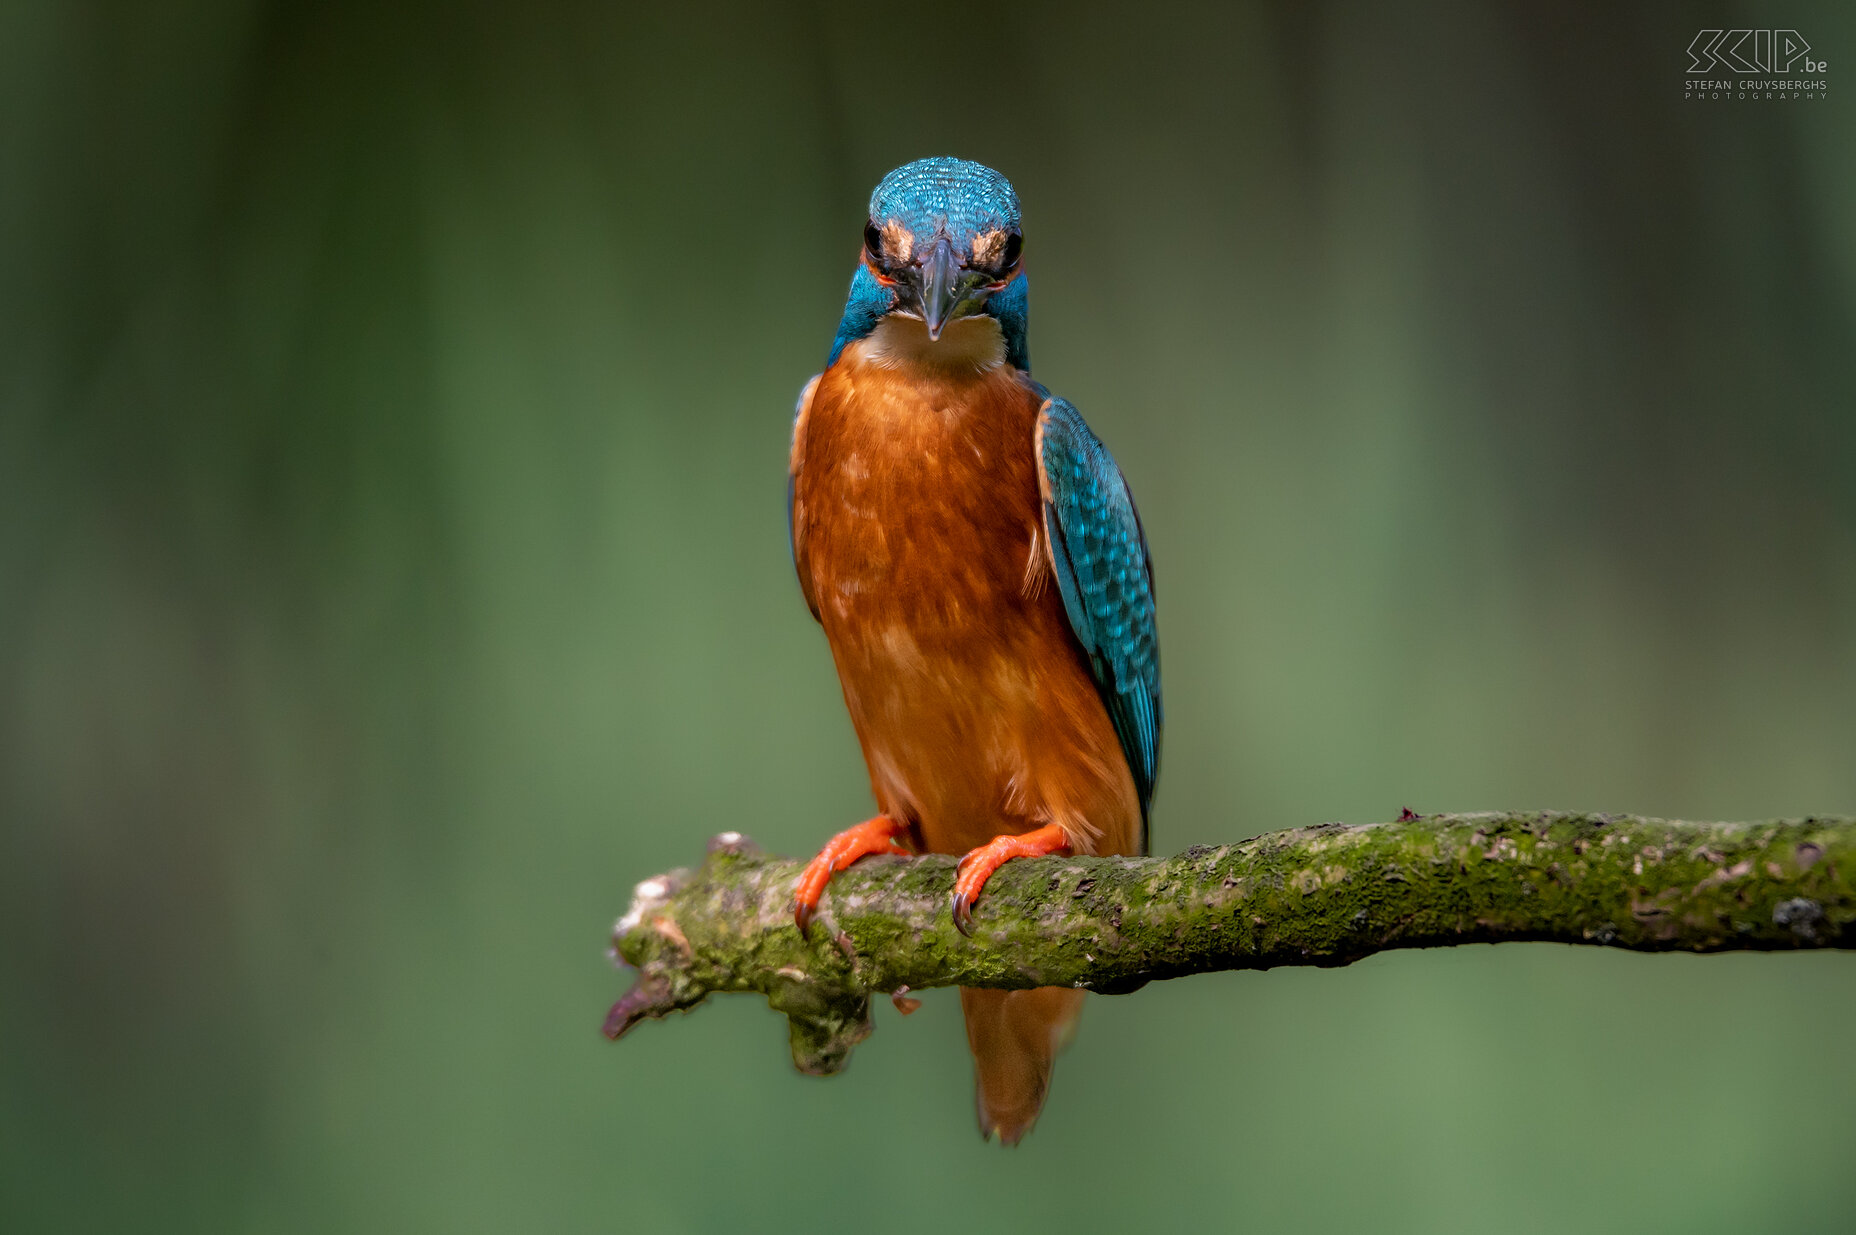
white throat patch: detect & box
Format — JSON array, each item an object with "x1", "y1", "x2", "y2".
[{"x1": 856, "y1": 313, "x2": 1008, "y2": 376}]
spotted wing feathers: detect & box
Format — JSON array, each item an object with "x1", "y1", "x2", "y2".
[{"x1": 1035, "y1": 398, "x2": 1162, "y2": 845}]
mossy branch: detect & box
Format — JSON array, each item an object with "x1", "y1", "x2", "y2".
[{"x1": 603, "y1": 812, "x2": 1855, "y2": 1075}]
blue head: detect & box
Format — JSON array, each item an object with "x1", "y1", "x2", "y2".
[{"x1": 828, "y1": 157, "x2": 1030, "y2": 370}]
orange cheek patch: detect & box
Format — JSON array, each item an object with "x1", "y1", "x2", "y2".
[
  {"x1": 970, "y1": 228, "x2": 1007, "y2": 268},
  {"x1": 881, "y1": 220, "x2": 914, "y2": 264}
]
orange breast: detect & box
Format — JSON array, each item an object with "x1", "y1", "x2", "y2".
[{"x1": 790, "y1": 322, "x2": 1140, "y2": 858}]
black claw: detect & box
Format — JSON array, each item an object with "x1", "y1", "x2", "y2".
[
  {"x1": 794, "y1": 900, "x2": 814, "y2": 941},
  {"x1": 952, "y1": 892, "x2": 974, "y2": 937}
]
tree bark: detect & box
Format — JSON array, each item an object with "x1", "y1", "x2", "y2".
[{"x1": 602, "y1": 812, "x2": 1855, "y2": 1075}]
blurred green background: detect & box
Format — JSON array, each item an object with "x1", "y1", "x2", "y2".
[{"x1": 3, "y1": 1, "x2": 1853, "y2": 1231}]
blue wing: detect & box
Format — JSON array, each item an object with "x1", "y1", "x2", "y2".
[{"x1": 1036, "y1": 397, "x2": 1162, "y2": 850}]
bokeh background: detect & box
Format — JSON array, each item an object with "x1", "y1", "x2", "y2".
[{"x1": 3, "y1": 1, "x2": 1853, "y2": 1231}]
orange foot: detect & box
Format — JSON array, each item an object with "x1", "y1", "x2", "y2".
[
  {"x1": 793, "y1": 815, "x2": 909, "y2": 938},
  {"x1": 952, "y1": 822, "x2": 1073, "y2": 937}
]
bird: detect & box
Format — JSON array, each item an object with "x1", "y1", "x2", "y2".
[{"x1": 786, "y1": 156, "x2": 1161, "y2": 1144}]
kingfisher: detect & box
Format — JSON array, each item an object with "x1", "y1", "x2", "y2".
[{"x1": 786, "y1": 157, "x2": 1161, "y2": 1144}]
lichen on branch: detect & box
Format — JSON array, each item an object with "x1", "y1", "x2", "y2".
[{"x1": 603, "y1": 813, "x2": 1855, "y2": 1076}]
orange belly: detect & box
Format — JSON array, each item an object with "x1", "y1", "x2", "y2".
[{"x1": 789, "y1": 322, "x2": 1140, "y2": 858}]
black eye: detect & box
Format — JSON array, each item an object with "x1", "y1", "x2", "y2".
[
  {"x1": 1000, "y1": 232, "x2": 1022, "y2": 269},
  {"x1": 863, "y1": 220, "x2": 885, "y2": 263}
]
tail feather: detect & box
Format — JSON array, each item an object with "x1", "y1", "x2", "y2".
[{"x1": 960, "y1": 986, "x2": 1086, "y2": 1145}]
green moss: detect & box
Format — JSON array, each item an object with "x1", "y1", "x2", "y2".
[{"x1": 605, "y1": 813, "x2": 1856, "y2": 1074}]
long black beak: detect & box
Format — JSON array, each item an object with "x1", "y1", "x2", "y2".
[{"x1": 919, "y1": 237, "x2": 958, "y2": 340}]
